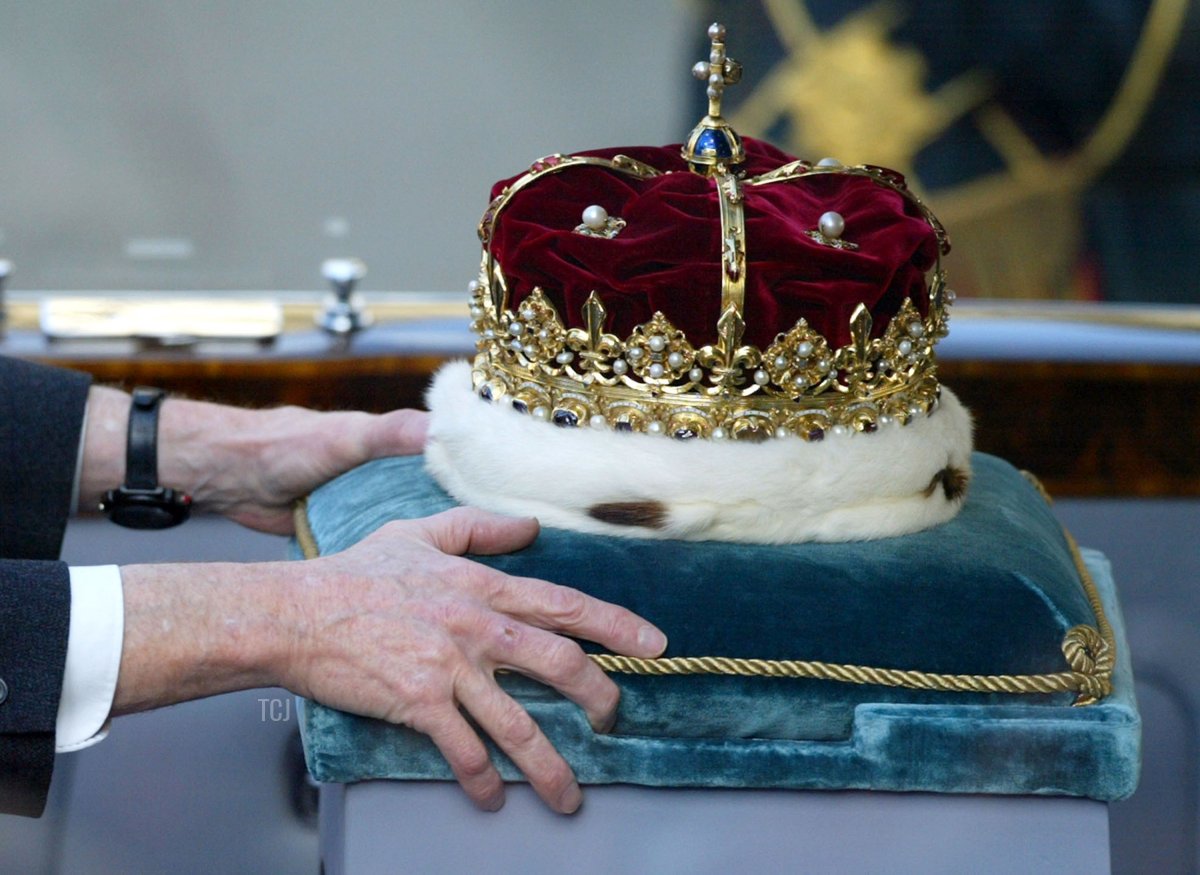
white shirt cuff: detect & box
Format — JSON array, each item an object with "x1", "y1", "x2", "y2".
[{"x1": 57, "y1": 565, "x2": 124, "y2": 753}]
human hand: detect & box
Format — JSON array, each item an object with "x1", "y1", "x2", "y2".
[
  {"x1": 169, "y1": 403, "x2": 430, "y2": 534},
  {"x1": 116, "y1": 506, "x2": 666, "y2": 813},
  {"x1": 78, "y1": 385, "x2": 428, "y2": 533},
  {"x1": 278, "y1": 507, "x2": 667, "y2": 813}
]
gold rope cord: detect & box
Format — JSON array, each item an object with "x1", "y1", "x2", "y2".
[
  {"x1": 293, "y1": 497, "x2": 321, "y2": 561},
  {"x1": 589, "y1": 532, "x2": 1114, "y2": 706},
  {"x1": 291, "y1": 474, "x2": 1116, "y2": 706}
]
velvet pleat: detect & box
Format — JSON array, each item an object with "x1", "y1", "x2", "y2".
[{"x1": 489, "y1": 138, "x2": 938, "y2": 348}]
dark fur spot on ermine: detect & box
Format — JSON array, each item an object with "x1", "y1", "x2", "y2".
[
  {"x1": 588, "y1": 500, "x2": 668, "y2": 529},
  {"x1": 923, "y1": 465, "x2": 970, "y2": 501}
]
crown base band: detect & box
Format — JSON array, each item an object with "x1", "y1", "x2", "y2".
[{"x1": 473, "y1": 352, "x2": 941, "y2": 441}]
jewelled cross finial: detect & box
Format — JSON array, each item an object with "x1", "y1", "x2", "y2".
[
  {"x1": 683, "y1": 23, "x2": 746, "y2": 174},
  {"x1": 692, "y1": 22, "x2": 742, "y2": 120}
]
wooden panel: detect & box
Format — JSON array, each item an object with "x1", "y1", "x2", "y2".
[
  {"x1": 37, "y1": 351, "x2": 446, "y2": 413},
  {"x1": 941, "y1": 361, "x2": 1200, "y2": 497}
]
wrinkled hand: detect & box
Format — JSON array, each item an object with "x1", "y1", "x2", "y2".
[
  {"x1": 280, "y1": 507, "x2": 668, "y2": 814},
  {"x1": 166, "y1": 403, "x2": 430, "y2": 534},
  {"x1": 79, "y1": 387, "x2": 427, "y2": 530}
]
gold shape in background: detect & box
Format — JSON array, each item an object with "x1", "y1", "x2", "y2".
[{"x1": 727, "y1": 0, "x2": 1188, "y2": 299}]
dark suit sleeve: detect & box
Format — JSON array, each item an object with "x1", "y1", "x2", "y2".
[
  {"x1": 0, "y1": 560, "x2": 71, "y2": 817},
  {"x1": 1, "y1": 355, "x2": 93, "y2": 559},
  {"x1": 0, "y1": 356, "x2": 92, "y2": 817}
]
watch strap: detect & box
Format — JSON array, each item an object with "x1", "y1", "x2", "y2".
[
  {"x1": 125, "y1": 387, "x2": 164, "y2": 490},
  {"x1": 99, "y1": 386, "x2": 191, "y2": 529}
]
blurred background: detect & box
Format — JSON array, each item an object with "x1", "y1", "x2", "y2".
[
  {"x1": 1, "y1": 2, "x2": 1197, "y2": 873},
  {"x1": 2, "y1": 0, "x2": 1196, "y2": 302},
  {"x1": 0, "y1": 2, "x2": 691, "y2": 293}
]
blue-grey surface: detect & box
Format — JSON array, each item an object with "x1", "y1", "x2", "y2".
[
  {"x1": 1056, "y1": 499, "x2": 1200, "y2": 875},
  {"x1": 941, "y1": 310, "x2": 1200, "y2": 364},
  {"x1": 322, "y1": 782, "x2": 1110, "y2": 875}
]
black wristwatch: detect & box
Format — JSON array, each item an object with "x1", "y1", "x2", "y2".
[{"x1": 99, "y1": 387, "x2": 192, "y2": 529}]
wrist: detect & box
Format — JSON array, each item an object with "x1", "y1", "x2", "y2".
[
  {"x1": 155, "y1": 398, "x2": 258, "y2": 511},
  {"x1": 113, "y1": 560, "x2": 295, "y2": 714},
  {"x1": 78, "y1": 386, "x2": 133, "y2": 510},
  {"x1": 79, "y1": 388, "x2": 251, "y2": 515}
]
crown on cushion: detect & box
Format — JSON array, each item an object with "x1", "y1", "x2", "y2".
[{"x1": 466, "y1": 23, "x2": 954, "y2": 442}]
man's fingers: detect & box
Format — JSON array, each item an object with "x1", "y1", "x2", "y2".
[
  {"x1": 419, "y1": 706, "x2": 506, "y2": 812},
  {"x1": 490, "y1": 576, "x2": 668, "y2": 658},
  {"x1": 491, "y1": 624, "x2": 621, "y2": 734},
  {"x1": 406, "y1": 510, "x2": 667, "y2": 659},
  {"x1": 456, "y1": 670, "x2": 582, "y2": 814},
  {"x1": 366, "y1": 408, "x2": 430, "y2": 458},
  {"x1": 417, "y1": 507, "x2": 541, "y2": 557}
]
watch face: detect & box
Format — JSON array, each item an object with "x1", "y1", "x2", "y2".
[
  {"x1": 111, "y1": 503, "x2": 182, "y2": 529},
  {"x1": 102, "y1": 488, "x2": 192, "y2": 530}
]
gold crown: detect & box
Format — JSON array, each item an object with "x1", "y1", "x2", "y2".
[{"x1": 466, "y1": 23, "x2": 954, "y2": 442}]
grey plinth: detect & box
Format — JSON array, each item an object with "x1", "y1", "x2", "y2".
[{"x1": 319, "y1": 782, "x2": 1110, "y2": 875}]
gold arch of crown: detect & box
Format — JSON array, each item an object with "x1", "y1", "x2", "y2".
[{"x1": 466, "y1": 24, "x2": 954, "y2": 442}]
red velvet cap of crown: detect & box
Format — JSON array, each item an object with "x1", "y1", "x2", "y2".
[{"x1": 488, "y1": 137, "x2": 941, "y2": 350}]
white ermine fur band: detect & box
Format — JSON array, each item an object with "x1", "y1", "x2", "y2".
[{"x1": 425, "y1": 361, "x2": 973, "y2": 543}]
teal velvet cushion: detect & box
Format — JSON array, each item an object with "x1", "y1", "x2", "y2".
[{"x1": 294, "y1": 452, "x2": 1140, "y2": 800}]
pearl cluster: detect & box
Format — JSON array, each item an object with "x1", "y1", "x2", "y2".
[
  {"x1": 574, "y1": 204, "x2": 627, "y2": 239},
  {"x1": 818, "y1": 211, "x2": 845, "y2": 240},
  {"x1": 801, "y1": 165, "x2": 861, "y2": 251}
]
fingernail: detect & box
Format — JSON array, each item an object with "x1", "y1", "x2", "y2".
[
  {"x1": 482, "y1": 792, "x2": 505, "y2": 812},
  {"x1": 638, "y1": 624, "x2": 667, "y2": 654},
  {"x1": 558, "y1": 782, "x2": 583, "y2": 814}
]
